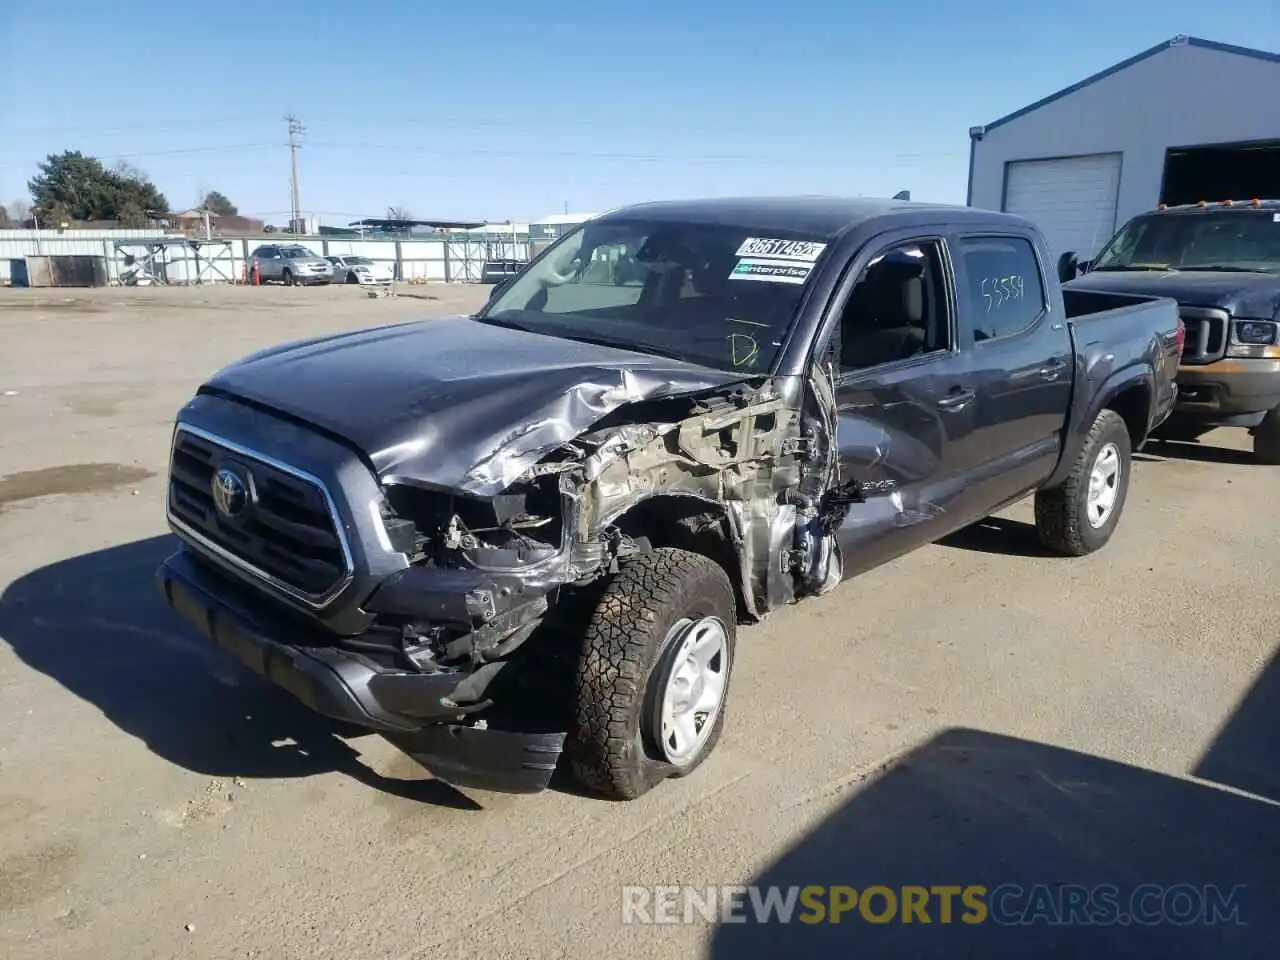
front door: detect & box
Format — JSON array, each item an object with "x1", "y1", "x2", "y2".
[{"x1": 822, "y1": 235, "x2": 979, "y2": 580}]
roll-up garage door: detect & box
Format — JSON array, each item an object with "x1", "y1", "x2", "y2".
[{"x1": 1003, "y1": 153, "x2": 1122, "y2": 260}]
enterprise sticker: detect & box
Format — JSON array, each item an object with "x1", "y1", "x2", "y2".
[
  {"x1": 729, "y1": 258, "x2": 813, "y2": 284},
  {"x1": 734, "y1": 237, "x2": 828, "y2": 262}
]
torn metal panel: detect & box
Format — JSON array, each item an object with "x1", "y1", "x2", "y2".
[
  {"x1": 560, "y1": 377, "x2": 810, "y2": 619},
  {"x1": 203, "y1": 313, "x2": 746, "y2": 498}
]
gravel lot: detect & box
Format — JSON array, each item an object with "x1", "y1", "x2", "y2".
[{"x1": 0, "y1": 283, "x2": 1276, "y2": 959}]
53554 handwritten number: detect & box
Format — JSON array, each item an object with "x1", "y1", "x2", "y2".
[{"x1": 980, "y1": 275, "x2": 1025, "y2": 312}]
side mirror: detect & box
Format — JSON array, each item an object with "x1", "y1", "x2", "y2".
[{"x1": 1056, "y1": 251, "x2": 1080, "y2": 284}]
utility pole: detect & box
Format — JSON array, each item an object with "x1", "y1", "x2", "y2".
[{"x1": 286, "y1": 114, "x2": 305, "y2": 232}]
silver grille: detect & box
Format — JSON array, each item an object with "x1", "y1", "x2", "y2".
[
  {"x1": 166, "y1": 425, "x2": 354, "y2": 608},
  {"x1": 1178, "y1": 306, "x2": 1229, "y2": 365}
]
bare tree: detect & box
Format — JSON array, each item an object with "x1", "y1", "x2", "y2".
[
  {"x1": 113, "y1": 160, "x2": 148, "y2": 181},
  {"x1": 7, "y1": 200, "x2": 32, "y2": 225},
  {"x1": 386, "y1": 205, "x2": 412, "y2": 221}
]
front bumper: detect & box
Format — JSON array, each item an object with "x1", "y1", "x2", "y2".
[
  {"x1": 1171, "y1": 358, "x2": 1280, "y2": 424},
  {"x1": 156, "y1": 548, "x2": 565, "y2": 794}
]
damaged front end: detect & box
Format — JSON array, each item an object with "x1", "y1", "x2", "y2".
[
  {"x1": 158, "y1": 358, "x2": 848, "y2": 794},
  {"x1": 360, "y1": 370, "x2": 846, "y2": 709}
]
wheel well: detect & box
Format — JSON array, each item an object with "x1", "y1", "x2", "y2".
[
  {"x1": 611, "y1": 497, "x2": 750, "y2": 621},
  {"x1": 1104, "y1": 383, "x2": 1150, "y2": 448}
]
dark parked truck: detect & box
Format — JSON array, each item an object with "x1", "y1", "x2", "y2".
[
  {"x1": 1061, "y1": 199, "x2": 1280, "y2": 462},
  {"x1": 156, "y1": 197, "x2": 1181, "y2": 801}
]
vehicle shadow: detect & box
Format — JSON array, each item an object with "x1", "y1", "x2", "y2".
[
  {"x1": 935, "y1": 517, "x2": 1057, "y2": 558},
  {"x1": 1193, "y1": 645, "x2": 1280, "y2": 805},
  {"x1": 1139, "y1": 439, "x2": 1258, "y2": 466},
  {"x1": 708, "y1": 727, "x2": 1280, "y2": 959},
  {"x1": 0, "y1": 535, "x2": 483, "y2": 811}
]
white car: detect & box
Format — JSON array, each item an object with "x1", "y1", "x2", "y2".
[{"x1": 326, "y1": 255, "x2": 394, "y2": 285}]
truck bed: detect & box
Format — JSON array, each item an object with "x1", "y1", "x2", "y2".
[
  {"x1": 1042, "y1": 288, "x2": 1182, "y2": 490},
  {"x1": 1062, "y1": 287, "x2": 1178, "y2": 320}
]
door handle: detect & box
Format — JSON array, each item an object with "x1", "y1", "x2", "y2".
[
  {"x1": 1039, "y1": 359, "x2": 1068, "y2": 380},
  {"x1": 937, "y1": 388, "x2": 975, "y2": 411}
]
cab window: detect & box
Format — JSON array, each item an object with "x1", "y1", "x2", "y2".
[
  {"x1": 836, "y1": 240, "x2": 952, "y2": 373},
  {"x1": 955, "y1": 236, "x2": 1046, "y2": 342}
]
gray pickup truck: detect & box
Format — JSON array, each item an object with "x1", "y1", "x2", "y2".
[
  {"x1": 1061, "y1": 199, "x2": 1280, "y2": 462},
  {"x1": 156, "y1": 196, "x2": 1181, "y2": 801}
]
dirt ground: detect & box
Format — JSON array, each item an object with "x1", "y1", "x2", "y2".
[{"x1": 0, "y1": 283, "x2": 1276, "y2": 959}]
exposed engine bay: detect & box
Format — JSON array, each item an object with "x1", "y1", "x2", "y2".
[{"x1": 360, "y1": 372, "x2": 847, "y2": 693}]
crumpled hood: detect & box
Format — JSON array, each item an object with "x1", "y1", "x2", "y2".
[
  {"x1": 1065, "y1": 270, "x2": 1280, "y2": 318},
  {"x1": 203, "y1": 314, "x2": 746, "y2": 497}
]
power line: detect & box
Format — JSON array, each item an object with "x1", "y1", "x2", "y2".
[
  {"x1": 0, "y1": 114, "x2": 280, "y2": 139},
  {"x1": 0, "y1": 110, "x2": 948, "y2": 139},
  {"x1": 0, "y1": 143, "x2": 278, "y2": 173},
  {"x1": 301, "y1": 141, "x2": 963, "y2": 164}
]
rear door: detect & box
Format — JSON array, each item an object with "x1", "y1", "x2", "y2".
[
  {"x1": 948, "y1": 231, "x2": 1075, "y2": 507},
  {"x1": 817, "y1": 229, "x2": 981, "y2": 579},
  {"x1": 255, "y1": 245, "x2": 281, "y2": 279}
]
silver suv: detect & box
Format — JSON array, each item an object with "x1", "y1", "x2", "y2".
[{"x1": 248, "y1": 243, "x2": 334, "y2": 285}]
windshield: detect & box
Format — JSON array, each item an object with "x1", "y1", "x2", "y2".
[
  {"x1": 1091, "y1": 211, "x2": 1280, "y2": 273},
  {"x1": 478, "y1": 218, "x2": 830, "y2": 373},
  {"x1": 281, "y1": 245, "x2": 316, "y2": 259},
  {"x1": 344, "y1": 256, "x2": 373, "y2": 265}
]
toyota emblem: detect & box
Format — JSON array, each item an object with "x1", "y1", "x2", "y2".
[{"x1": 211, "y1": 467, "x2": 249, "y2": 518}]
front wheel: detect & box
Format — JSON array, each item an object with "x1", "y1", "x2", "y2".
[
  {"x1": 1253, "y1": 406, "x2": 1280, "y2": 464},
  {"x1": 566, "y1": 547, "x2": 736, "y2": 800},
  {"x1": 1035, "y1": 408, "x2": 1132, "y2": 556}
]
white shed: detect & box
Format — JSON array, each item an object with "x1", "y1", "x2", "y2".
[{"x1": 967, "y1": 35, "x2": 1280, "y2": 260}]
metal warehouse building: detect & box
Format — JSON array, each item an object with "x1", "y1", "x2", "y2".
[{"x1": 967, "y1": 34, "x2": 1280, "y2": 260}]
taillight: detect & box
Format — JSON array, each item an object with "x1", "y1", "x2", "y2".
[{"x1": 1174, "y1": 317, "x2": 1186, "y2": 357}]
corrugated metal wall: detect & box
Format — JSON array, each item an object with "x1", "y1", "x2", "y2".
[
  {"x1": 969, "y1": 40, "x2": 1280, "y2": 251},
  {"x1": 0, "y1": 230, "x2": 531, "y2": 285}
]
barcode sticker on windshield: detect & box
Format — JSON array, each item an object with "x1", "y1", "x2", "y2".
[
  {"x1": 729, "y1": 258, "x2": 813, "y2": 284},
  {"x1": 735, "y1": 237, "x2": 827, "y2": 262}
]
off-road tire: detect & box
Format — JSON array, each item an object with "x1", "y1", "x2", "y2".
[
  {"x1": 1253, "y1": 406, "x2": 1280, "y2": 464},
  {"x1": 1035, "y1": 408, "x2": 1132, "y2": 556},
  {"x1": 567, "y1": 547, "x2": 736, "y2": 801}
]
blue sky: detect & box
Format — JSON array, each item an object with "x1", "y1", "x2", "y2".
[{"x1": 2, "y1": 0, "x2": 1278, "y2": 225}]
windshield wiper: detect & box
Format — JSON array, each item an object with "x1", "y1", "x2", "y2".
[
  {"x1": 552, "y1": 331, "x2": 696, "y2": 365},
  {"x1": 1179, "y1": 265, "x2": 1270, "y2": 273},
  {"x1": 1092, "y1": 264, "x2": 1180, "y2": 272},
  {"x1": 473, "y1": 313, "x2": 541, "y2": 334}
]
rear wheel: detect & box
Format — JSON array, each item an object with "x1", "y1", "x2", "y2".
[
  {"x1": 1035, "y1": 408, "x2": 1132, "y2": 556},
  {"x1": 1254, "y1": 406, "x2": 1280, "y2": 464},
  {"x1": 567, "y1": 548, "x2": 736, "y2": 800}
]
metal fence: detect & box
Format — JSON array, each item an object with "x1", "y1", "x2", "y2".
[{"x1": 0, "y1": 230, "x2": 532, "y2": 286}]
